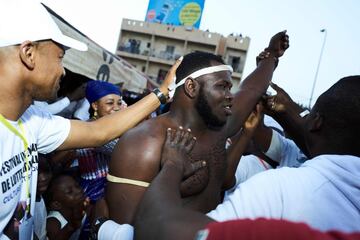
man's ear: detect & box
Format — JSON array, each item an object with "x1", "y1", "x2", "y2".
[
  {"x1": 19, "y1": 41, "x2": 36, "y2": 70},
  {"x1": 183, "y1": 78, "x2": 199, "y2": 98},
  {"x1": 309, "y1": 112, "x2": 323, "y2": 132},
  {"x1": 50, "y1": 201, "x2": 62, "y2": 211}
]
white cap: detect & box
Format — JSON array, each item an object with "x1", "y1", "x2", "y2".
[{"x1": 0, "y1": 0, "x2": 87, "y2": 51}]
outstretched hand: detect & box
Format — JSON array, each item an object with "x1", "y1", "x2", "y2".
[
  {"x1": 266, "y1": 30, "x2": 290, "y2": 58},
  {"x1": 244, "y1": 103, "x2": 263, "y2": 133},
  {"x1": 160, "y1": 56, "x2": 183, "y2": 95},
  {"x1": 264, "y1": 82, "x2": 293, "y2": 113},
  {"x1": 161, "y1": 127, "x2": 206, "y2": 179}
]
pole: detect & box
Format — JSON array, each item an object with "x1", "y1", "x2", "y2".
[{"x1": 308, "y1": 29, "x2": 327, "y2": 108}]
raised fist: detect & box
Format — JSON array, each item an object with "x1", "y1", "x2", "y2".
[{"x1": 266, "y1": 30, "x2": 290, "y2": 58}]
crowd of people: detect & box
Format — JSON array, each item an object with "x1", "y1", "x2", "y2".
[{"x1": 1, "y1": 1, "x2": 359, "y2": 240}]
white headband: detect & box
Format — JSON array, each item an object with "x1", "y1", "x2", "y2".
[{"x1": 168, "y1": 65, "x2": 233, "y2": 99}]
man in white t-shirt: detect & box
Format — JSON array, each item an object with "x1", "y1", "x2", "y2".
[
  {"x1": 207, "y1": 76, "x2": 360, "y2": 232},
  {"x1": 0, "y1": 1, "x2": 179, "y2": 239}
]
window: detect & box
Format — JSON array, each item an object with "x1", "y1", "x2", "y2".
[
  {"x1": 228, "y1": 56, "x2": 241, "y2": 72},
  {"x1": 165, "y1": 45, "x2": 175, "y2": 54},
  {"x1": 129, "y1": 39, "x2": 141, "y2": 54},
  {"x1": 160, "y1": 45, "x2": 175, "y2": 60},
  {"x1": 157, "y1": 69, "x2": 168, "y2": 84}
]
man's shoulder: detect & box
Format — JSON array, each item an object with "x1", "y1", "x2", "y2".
[
  {"x1": 20, "y1": 105, "x2": 43, "y2": 119},
  {"x1": 110, "y1": 116, "x2": 170, "y2": 176},
  {"x1": 120, "y1": 115, "x2": 170, "y2": 142},
  {"x1": 17, "y1": 105, "x2": 69, "y2": 135},
  {"x1": 22, "y1": 104, "x2": 59, "y2": 123},
  {"x1": 113, "y1": 115, "x2": 171, "y2": 160}
]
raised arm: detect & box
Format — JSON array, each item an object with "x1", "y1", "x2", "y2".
[
  {"x1": 226, "y1": 31, "x2": 289, "y2": 137},
  {"x1": 57, "y1": 58, "x2": 182, "y2": 150},
  {"x1": 223, "y1": 103, "x2": 263, "y2": 190},
  {"x1": 263, "y1": 83, "x2": 309, "y2": 157}
]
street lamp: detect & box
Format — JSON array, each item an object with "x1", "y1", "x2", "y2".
[{"x1": 308, "y1": 29, "x2": 327, "y2": 108}]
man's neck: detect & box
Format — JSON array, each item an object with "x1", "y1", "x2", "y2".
[
  {"x1": 0, "y1": 78, "x2": 32, "y2": 121},
  {"x1": 0, "y1": 96, "x2": 32, "y2": 121},
  {"x1": 168, "y1": 104, "x2": 209, "y2": 133},
  {"x1": 309, "y1": 142, "x2": 360, "y2": 159}
]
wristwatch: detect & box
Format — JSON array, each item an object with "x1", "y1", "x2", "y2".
[{"x1": 152, "y1": 88, "x2": 167, "y2": 104}]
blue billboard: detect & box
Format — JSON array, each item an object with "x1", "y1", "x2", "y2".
[{"x1": 145, "y1": 0, "x2": 205, "y2": 28}]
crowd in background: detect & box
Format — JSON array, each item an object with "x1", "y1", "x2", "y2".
[{"x1": 1, "y1": 2, "x2": 359, "y2": 240}]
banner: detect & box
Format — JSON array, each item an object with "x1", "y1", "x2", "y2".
[
  {"x1": 145, "y1": 0, "x2": 205, "y2": 28},
  {"x1": 44, "y1": 5, "x2": 148, "y2": 93}
]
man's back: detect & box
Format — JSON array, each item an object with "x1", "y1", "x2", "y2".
[
  {"x1": 106, "y1": 113, "x2": 228, "y2": 224},
  {"x1": 208, "y1": 154, "x2": 360, "y2": 232}
]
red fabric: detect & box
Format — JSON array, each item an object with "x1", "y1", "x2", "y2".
[{"x1": 204, "y1": 219, "x2": 360, "y2": 240}]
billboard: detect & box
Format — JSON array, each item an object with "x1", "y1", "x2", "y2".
[{"x1": 145, "y1": 0, "x2": 205, "y2": 28}]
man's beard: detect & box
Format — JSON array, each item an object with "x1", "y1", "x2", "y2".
[{"x1": 195, "y1": 86, "x2": 226, "y2": 130}]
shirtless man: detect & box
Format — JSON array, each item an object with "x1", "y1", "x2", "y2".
[{"x1": 106, "y1": 31, "x2": 289, "y2": 224}]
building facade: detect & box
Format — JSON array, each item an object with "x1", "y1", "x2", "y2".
[{"x1": 116, "y1": 18, "x2": 250, "y2": 91}]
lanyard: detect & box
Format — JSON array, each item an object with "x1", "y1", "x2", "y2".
[{"x1": 0, "y1": 114, "x2": 31, "y2": 211}]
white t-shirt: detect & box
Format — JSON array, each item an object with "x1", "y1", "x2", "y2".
[
  {"x1": 0, "y1": 105, "x2": 70, "y2": 239},
  {"x1": 265, "y1": 129, "x2": 307, "y2": 167},
  {"x1": 33, "y1": 97, "x2": 70, "y2": 115},
  {"x1": 229, "y1": 129, "x2": 305, "y2": 192},
  {"x1": 234, "y1": 155, "x2": 272, "y2": 185},
  {"x1": 207, "y1": 154, "x2": 360, "y2": 232},
  {"x1": 98, "y1": 220, "x2": 133, "y2": 240},
  {"x1": 224, "y1": 155, "x2": 272, "y2": 199},
  {"x1": 34, "y1": 198, "x2": 47, "y2": 240}
]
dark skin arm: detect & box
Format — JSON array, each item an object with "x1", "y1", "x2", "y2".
[
  {"x1": 106, "y1": 123, "x2": 162, "y2": 224},
  {"x1": 223, "y1": 104, "x2": 263, "y2": 190},
  {"x1": 134, "y1": 128, "x2": 211, "y2": 240},
  {"x1": 251, "y1": 116, "x2": 273, "y2": 154},
  {"x1": 225, "y1": 31, "x2": 289, "y2": 138},
  {"x1": 222, "y1": 32, "x2": 290, "y2": 189},
  {"x1": 262, "y1": 83, "x2": 310, "y2": 157}
]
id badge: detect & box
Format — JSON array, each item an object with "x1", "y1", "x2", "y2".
[{"x1": 19, "y1": 216, "x2": 34, "y2": 240}]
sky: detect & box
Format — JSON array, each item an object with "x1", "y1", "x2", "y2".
[{"x1": 42, "y1": 0, "x2": 360, "y2": 107}]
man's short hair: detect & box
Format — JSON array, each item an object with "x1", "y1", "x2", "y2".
[
  {"x1": 175, "y1": 51, "x2": 225, "y2": 83},
  {"x1": 314, "y1": 75, "x2": 360, "y2": 140}
]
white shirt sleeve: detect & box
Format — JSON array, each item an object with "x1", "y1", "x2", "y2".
[
  {"x1": 264, "y1": 129, "x2": 283, "y2": 162},
  {"x1": 73, "y1": 98, "x2": 90, "y2": 121},
  {"x1": 265, "y1": 130, "x2": 307, "y2": 168},
  {"x1": 207, "y1": 168, "x2": 285, "y2": 222},
  {"x1": 98, "y1": 220, "x2": 133, "y2": 240},
  {"x1": 27, "y1": 106, "x2": 71, "y2": 154},
  {"x1": 33, "y1": 97, "x2": 70, "y2": 114}
]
